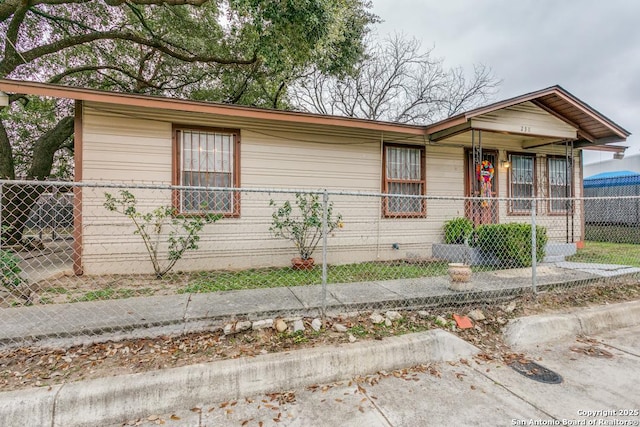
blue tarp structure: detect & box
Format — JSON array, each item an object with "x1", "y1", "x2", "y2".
[
  {"x1": 583, "y1": 170, "x2": 640, "y2": 236},
  {"x1": 584, "y1": 170, "x2": 640, "y2": 188}
]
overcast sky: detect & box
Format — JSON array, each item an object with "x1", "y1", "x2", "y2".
[{"x1": 372, "y1": 0, "x2": 640, "y2": 165}]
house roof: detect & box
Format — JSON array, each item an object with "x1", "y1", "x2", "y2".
[
  {"x1": 0, "y1": 80, "x2": 630, "y2": 149},
  {"x1": 426, "y1": 85, "x2": 630, "y2": 150},
  {"x1": 0, "y1": 79, "x2": 427, "y2": 137}
]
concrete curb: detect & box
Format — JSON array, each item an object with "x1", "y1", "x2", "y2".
[
  {"x1": 0, "y1": 329, "x2": 478, "y2": 427},
  {"x1": 503, "y1": 300, "x2": 640, "y2": 349}
]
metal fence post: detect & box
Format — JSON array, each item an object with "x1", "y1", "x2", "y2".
[
  {"x1": 321, "y1": 189, "x2": 329, "y2": 317},
  {"x1": 0, "y1": 181, "x2": 3, "y2": 244},
  {"x1": 531, "y1": 198, "x2": 537, "y2": 294}
]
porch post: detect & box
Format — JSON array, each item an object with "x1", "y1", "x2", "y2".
[
  {"x1": 471, "y1": 129, "x2": 482, "y2": 225},
  {"x1": 565, "y1": 140, "x2": 575, "y2": 243},
  {"x1": 531, "y1": 198, "x2": 537, "y2": 294}
]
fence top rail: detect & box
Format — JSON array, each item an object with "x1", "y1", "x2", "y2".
[{"x1": 0, "y1": 179, "x2": 639, "y2": 201}]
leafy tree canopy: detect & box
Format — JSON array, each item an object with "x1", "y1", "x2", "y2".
[
  {"x1": 0, "y1": 0, "x2": 377, "y2": 246},
  {"x1": 0, "y1": 0, "x2": 378, "y2": 179}
]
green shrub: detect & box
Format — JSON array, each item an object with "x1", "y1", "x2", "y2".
[
  {"x1": 270, "y1": 193, "x2": 342, "y2": 260},
  {"x1": 104, "y1": 190, "x2": 222, "y2": 279},
  {"x1": 476, "y1": 223, "x2": 547, "y2": 267},
  {"x1": 0, "y1": 249, "x2": 22, "y2": 288},
  {"x1": 443, "y1": 217, "x2": 474, "y2": 244}
]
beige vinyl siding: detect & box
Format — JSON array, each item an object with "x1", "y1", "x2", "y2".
[
  {"x1": 241, "y1": 129, "x2": 381, "y2": 190},
  {"x1": 80, "y1": 106, "x2": 443, "y2": 274},
  {"x1": 79, "y1": 102, "x2": 584, "y2": 275},
  {"x1": 82, "y1": 110, "x2": 172, "y2": 182},
  {"x1": 471, "y1": 101, "x2": 577, "y2": 139}
]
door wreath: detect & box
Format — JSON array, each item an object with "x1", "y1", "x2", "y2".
[{"x1": 476, "y1": 160, "x2": 494, "y2": 207}]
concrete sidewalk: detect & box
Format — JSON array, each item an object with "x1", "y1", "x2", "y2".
[
  {"x1": 2, "y1": 300, "x2": 639, "y2": 427},
  {"x1": 115, "y1": 320, "x2": 640, "y2": 427},
  {"x1": 1, "y1": 262, "x2": 638, "y2": 347}
]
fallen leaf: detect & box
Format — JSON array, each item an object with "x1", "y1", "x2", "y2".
[{"x1": 170, "y1": 415, "x2": 180, "y2": 421}]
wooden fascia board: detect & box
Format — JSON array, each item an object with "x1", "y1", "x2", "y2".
[
  {"x1": 0, "y1": 79, "x2": 427, "y2": 137},
  {"x1": 592, "y1": 136, "x2": 627, "y2": 145},
  {"x1": 428, "y1": 121, "x2": 471, "y2": 142},
  {"x1": 574, "y1": 141, "x2": 628, "y2": 153}
]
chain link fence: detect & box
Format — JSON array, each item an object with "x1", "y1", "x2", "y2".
[
  {"x1": 584, "y1": 173, "x2": 640, "y2": 244},
  {"x1": 1, "y1": 179, "x2": 639, "y2": 348}
]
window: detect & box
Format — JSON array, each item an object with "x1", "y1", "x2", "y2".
[
  {"x1": 383, "y1": 144, "x2": 425, "y2": 217},
  {"x1": 174, "y1": 127, "x2": 240, "y2": 216},
  {"x1": 509, "y1": 154, "x2": 535, "y2": 213},
  {"x1": 548, "y1": 156, "x2": 571, "y2": 213}
]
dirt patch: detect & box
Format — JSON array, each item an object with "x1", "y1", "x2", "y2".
[
  {"x1": 0, "y1": 279, "x2": 638, "y2": 392},
  {"x1": 3, "y1": 272, "x2": 198, "y2": 307}
]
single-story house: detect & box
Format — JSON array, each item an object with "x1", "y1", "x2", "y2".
[{"x1": 0, "y1": 80, "x2": 630, "y2": 275}]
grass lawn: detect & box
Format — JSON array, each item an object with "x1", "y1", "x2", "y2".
[
  {"x1": 179, "y1": 261, "x2": 454, "y2": 293},
  {"x1": 585, "y1": 225, "x2": 640, "y2": 245},
  {"x1": 29, "y1": 259, "x2": 494, "y2": 305},
  {"x1": 567, "y1": 241, "x2": 640, "y2": 267}
]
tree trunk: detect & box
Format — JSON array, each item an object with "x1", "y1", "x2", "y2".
[
  {"x1": 27, "y1": 116, "x2": 74, "y2": 180},
  {"x1": 0, "y1": 116, "x2": 74, "y2": 247},
  {"x1": 1, "y1": 183, "x2": 46, "y2": 246},
  {"x1": 0, "y1": 121, "x2": 15, "y2": 180}
]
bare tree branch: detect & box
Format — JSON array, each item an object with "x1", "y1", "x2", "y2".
[{"x1": 291, "y1": 34, "x2": 501, "y2": 125}]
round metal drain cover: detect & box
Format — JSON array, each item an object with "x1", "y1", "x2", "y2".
[{"x1": 509, "y1": 360, "x2": 563, "y2": 384}]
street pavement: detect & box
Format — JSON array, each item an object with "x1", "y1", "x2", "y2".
[{"x1": 112, "y1": 319, "x2": 640, "y2": 426}]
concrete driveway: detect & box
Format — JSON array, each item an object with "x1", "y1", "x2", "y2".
[{"x1": 111, "y1": 324, "x2": 640, "y2": 426}]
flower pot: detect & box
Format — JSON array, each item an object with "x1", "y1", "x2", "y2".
[
  {"x1": 448, "y1": 263, "x2": 473, "y2": 291},
  {"x1": 291, "y1": 257, "x2": 315, "y2": 271}
]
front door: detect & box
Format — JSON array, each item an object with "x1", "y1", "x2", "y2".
[{"x1": 465, "y1": 149, "x2": 499, "y2": 226}]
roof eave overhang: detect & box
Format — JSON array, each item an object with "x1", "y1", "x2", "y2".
[
  {"x1": 0, "y1": 79, "x2": 427, "y2": 137},
  {"x1": 425, "y1": 86, "x2": 630, "y2": 146}
]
